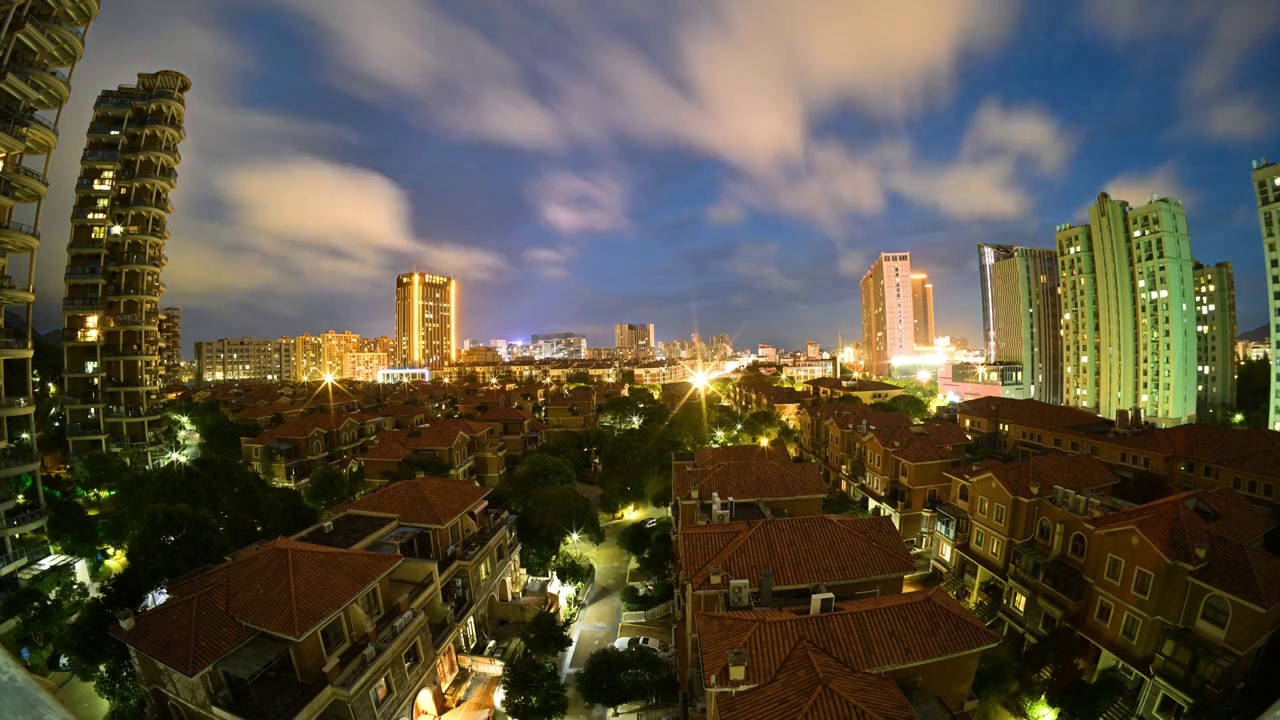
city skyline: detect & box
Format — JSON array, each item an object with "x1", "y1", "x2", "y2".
[{"x1": 13, "y1": 0, "x2": 1280, "y2": 354}]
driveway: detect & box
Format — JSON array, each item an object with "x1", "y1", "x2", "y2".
[{"x1": 561, "y1": 506, "x2": 665, "y2": 719}]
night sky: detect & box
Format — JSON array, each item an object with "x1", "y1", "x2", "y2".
[{"x1": 27, "y1": 0, "x2": 1280, "y2": 355}]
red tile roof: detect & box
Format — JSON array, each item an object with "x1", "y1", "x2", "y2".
[
  {"x1": 376, "y1": 403, "x2": 427, "y2": 417},
  {"x1": 1089, "y1": 488, "x2": 1275, "y2": 563},
  {"x1": 111, "y1": 538, "x2": 399, "y2": 676},
  {"x1": 802, "y1": 403, "x2": 912, "y2": 431},
  {"x1": 968, "y1": 453, "x2": 1119, "y2": 498},
  {"x1": 870, "y1": 422, "x2": 972, "y2": 463},
  {"x1": 336, "y1": 476, "x2": 490, "y2": 526},
  {"x1": 697, "y1": 588, "x2": 999, "y2": 689},
  {"x1": 675, "y1": 446, "x2": 825, "y2": 501},
  {"x1": 715, "y1": 641, "x2": 918, "y2": 720},
  {"x1": 357, "y1": 420, "x2": 490, "y2": 461},
  {"x1": 958, "y1": 397, "x2": 1105, "y2": 430},
  {"x1": 478, "y1": 407, "x2": 533, "y2": 422},
  {"x1": 1192, "y1": 538, "x2": 1280, "y2": 608},
  {"x1": 679, "y1": 515, "x2": 915, "y2": 592},
  {"x1": 245, "y1": 413, "x2": 364, "y2": 444}
]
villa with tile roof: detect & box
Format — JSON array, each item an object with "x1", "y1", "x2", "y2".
[{"x1": 671, "y1": 445, "x2": 827, "y2": 530}]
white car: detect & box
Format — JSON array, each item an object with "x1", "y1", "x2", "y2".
[{"x1": 614, "y1": 636, "x2": 671, "y2": 654}]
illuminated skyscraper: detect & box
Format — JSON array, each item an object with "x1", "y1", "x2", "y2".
[
  {"x1": 910, "y1": 274, "x2": 935, "y2": 346},
  {"x1": 860, "y1": 252, "x2": 914, "y2": 376},
  {"x1": 1193, "y1": 261, "x2": 1235, "y2": 417},
  {"x1": 63, "y1": 70, "x2": 190, "y2": 464},
  {"x1": 395, "y1": 273, "x2": 456, "y2": 368},
  {"x1": 977, "y1": 244, "x2": 1061, "y2": 403},
  {"x1": 615, "y1": 323, "x2": 656, "y2": 360}
]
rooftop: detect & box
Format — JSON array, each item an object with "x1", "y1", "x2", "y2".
[
  {"x1": 674, "y1": 445, "x2": 825, "y2": 501},
  {"x1": 295, "y1": 514, "x2": 395, "y2": 550},
  {"x1": 335, "y1": 476, "x2": 491, "y2": 527},
  {"x1": 957, "y1": 453, "x2": 1120, "y2": 498}
]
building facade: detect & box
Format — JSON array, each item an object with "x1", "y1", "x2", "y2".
[
  {"x1": 63, "y1": 71, "x2": 190, "y2": 464},
  {"x1": 395, "y1": 272, "x2": 455, "y2": 369},
  {"x1": 1252, "y1": 158, "x2": 1280, "y2": 431},
  {"x1": 910, "y1": 272, "x2": 935, "y2": 346},
  {"x1": 860, "y1": 252, "x2": 914, "y2": 376},
  {"x1": 158, "y1": 307, "x2": 181, "y2": 387},
  {"x1": 195, "y1": 337, "x2": 293, "y2": 383},
  {"x1": 293, "y1": 333, "x2": 324, "y2": 381},
  {"x1": 530, "y1": 332, "x2": 585, "y2": 360},
  {"x1": 614, "y1": 322, "x2": 655, "y2": 360},
  {"x1": 978, "y1": 244, "x2": 1062, "y2": 404},
  {"x1": 318, "y1": 330, "x2": 361, "y2": 378},
  {"x1": 1058, "y1": 193, "x2": 1198, "y2": 426},
  {"x1": 1193, "y1": 261, "x2": 1236, "y2": 417},
  {"x1": 1, "y1": 0, "x2": 101, "y2": 580}
]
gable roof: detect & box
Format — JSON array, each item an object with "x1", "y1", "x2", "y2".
[
  {"x1": 111, "y1": 538, "x2": 399, "y2": 676},
  {"x1": 1192, "y1": 537, "x2": 1280, "y2": 608},
  {"x1": 869, "y1": 423, "x2": 972, "y2": 463},
  {"x1": 957, "y1": 397, "x2": 1106, "y2": 431},
  {"x1": 335, "y1": 476, "x2": 490, "y2": 526},
  {"x1": 679, "y1": 515, "x2": 915, "y2": 592},
  {"x1": 357, "y1": 420, "x2": 490, "y2": 461},
  {"x1": 715, "y1": 641, "x2": 918, "y2": 720},
  {"x1": 1088, "y1": 488, "x2": 1275, "y2": 563},
  {"x1": 802, "y1": 403, "x2": 912, "y2": 432},
  {"x1": 697, "y1": 588, "x2": 998, "y2": 689},
  {"x1": 973, "y1": 453, "x2": 1119, "y2": 498},
  {"x1": 674, "y1": 445, "x2": 825, "y2": 501}
]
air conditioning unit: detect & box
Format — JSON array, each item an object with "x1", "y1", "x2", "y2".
[
  {"x1": 362, "y1": 645, "x2": 377, "y2": 663},
  {"x1": 212, "y1": 688, "x2": 232, "y2": 707},
  {"x1": 321, "y1": 521, "x2": 334, "y2": 533},
  {"x1": 728, "y1": 579, "x2": 750, "y2": 608},
  {"x1": 809, "y1": 592, "x2": 835, "y2": 615},
  {"x1": 712, "y1": 510, "x2": 730, "y2": 524},
  {"x1": 393, "y1": 617, "x2": 408, "y2": 634}
]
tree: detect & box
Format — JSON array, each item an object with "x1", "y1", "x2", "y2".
[
  {"x1": 47, "y1": 497, "x2": 100, "y2": 558},
  {"x1": 888, "y1": 394, "x2": 930, "y2": 421},
  {"x1": 519, "y1": 610, "x2": 572, "y2": 658},
  {"x1": 507, "y1": 454, "x2": 577, "y2": 511},
  {"x1": 304, "y1": 464, "x2": 354, "y2": 509},
  {"x1": 501, "y1": 655, "x2": 568, "y2": 720},
  {"x1": 521, "y1": 486, "x2": 600, "y2": 575},
  {"x1": 0, "y1": 571, "x2": 88, "y2": 670},
  {"x1": 550, "y1": 551, "x2": 592, "y2": 586},
  {"x1": 117, "y1": 504, "x2": 230, "y2": 604},
  {"x1": 576, "y1": 647, "x2": 674, "y2": 715},
  {"x1": 1048, "y1": 670, "x2": 1125, "y2": 720},
  {"x1": 71, "y1": 452, "x2": 134, "y2": 495},
  {"x1": 387, "y1": 452, "x2": 453, "y2": 481}
]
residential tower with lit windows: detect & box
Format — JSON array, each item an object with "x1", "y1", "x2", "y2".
[
  {"x1": 1, "y1": 0, "x2": 101, "y2": 576},
  {"x1": 1253, "y1": 158, "x2": 1280, "y2": 431},
  {"x1": 860, "y1": 252, "x2": 914, "y2": 376},
  {"x1": 1193, "y1": 261, "x2": 1235, "y2": 418},
  {"x1": 977, "y1": 244, "x2": 1061, "y2": 404},
  {"x1": 395, "y1": 272, "x2": 455, "y2": 369},
  {"x1": 1057, "y1": 192, "x2": 1197, "y2": 427},
  {"x1": 62, "y1": 71, "x2": 190, "y2": 464}
]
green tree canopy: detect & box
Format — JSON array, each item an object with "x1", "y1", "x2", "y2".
[
  {"x1": 47, "y1": 497, "x2": 100, "y2": 559},
  {"x1": 887, "y1": 393, "x2": 930, "y2": 420},
  {"x1": 501, "y1": 655, "x2": 568, "y2": 720},
  {"x1": 0, "y1": 571, "x2": 87, "y2": 670},
  {"x1": 518, "y1": 610, "x2": 573, "y2": 658},
  {"x1": 507, "y1": 454, "x2": 577, "y2": 510},
  {"x1": 304, "y1": 464, "x2": 355, "y2": 509},
  {"x1": 575, "y1": 647, "x2": 674, "y2": 714}
]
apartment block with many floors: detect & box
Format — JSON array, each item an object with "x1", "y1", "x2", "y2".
[
  {"x1": 158, "y1": 306, "x2": 181, "y2": 387},
  {"x1": 195, "y1": 337, "x2": 294, "y2": 383},
  {"x1": 396, "y1": 273, "x2": 455, "y2": 369},
  {"x1": 112, "y1": 477, "x2": 522, "y2": 720},
  {"x1": 1193, "y1": 261, "x2": 1236, "y2": 417},
  {"x1": 62, "y1": 70, "x2": 190, "y2": 465},
  {"x1": 0, "y1": 0, "x2": 101, "y2": 582},
  {"x1": 1251, "y1": 158, "x2": 1280, "y2": 431},
  {"x1": 860, "y1": 252, "x2": 914, "y2": 377},
  {"x1": 977, "y1": 244, "x2": 1062, "y2": 403}
]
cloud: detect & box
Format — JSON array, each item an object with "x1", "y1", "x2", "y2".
[
  {"x1": 524, "y1": 247, "x2": 574, "y2": 279},
  {"x1": 887, "y1": 157, "x2": 1029, "y2": 221},
  {"x1": 725, "y1": 242, "x2": 802, "y2": 292},
  {"x1": 961, "y1": 100, "x2": 1073, "y2": 174},
  {"x1": 706, "y1": 198, "x2": 746, "y2": 225},
  {"x1": 529, "y1": 171, "x2": 629, "y2": 234},
  {"x1": 1194, "y1": 94, "x2": 1270, "y2": 141},
  {"x1": 1100, "y1": 163, "x2": 1194, "y2": 206}
]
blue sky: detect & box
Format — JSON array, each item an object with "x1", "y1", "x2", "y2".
[{"x1": 29, "y1": 0, "x2": 1280, "y2": 354}]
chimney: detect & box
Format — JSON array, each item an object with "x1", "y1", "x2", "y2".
[
  {"x1": 759, "y1": 570, "x2": 774, "y2": 607},
  {"x1": 709, "y1": 564, "x2": 723, "y2": 585},
  {"x1": 116, "y1": 610, "x2": 135, "y2": 632},
  {"x1": 690, "y1": 486, "x2": 699, "y2": 500},
  {"x1": 1029, "y1": 479, "x2": 1040, "y2": 496},
  {"x1": 1194, "y1": 541, "x2": 1208, "y2": 560},
  {"x1": 727, "y1": 649, "x2": 748, "y2": 683}
]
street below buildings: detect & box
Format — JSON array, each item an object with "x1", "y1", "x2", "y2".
[{"x1": 560, "y1": 505, "x2": 672, "y2": 719}]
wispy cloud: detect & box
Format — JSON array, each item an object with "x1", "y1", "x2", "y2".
[{"x1": 529, "y1": 171, "x2": 629, "y2": 235}]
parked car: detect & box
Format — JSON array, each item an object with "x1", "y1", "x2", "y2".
[{"x1": 614, "y1": 636, "x2": 672, "y2": 655}]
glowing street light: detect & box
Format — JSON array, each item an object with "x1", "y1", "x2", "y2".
[
  {"x1": 759, "y1": 437, "x2": 770, "y2": 448},
  {"x1": 915, "y1": 369, "x2": 932, "y2": 383},
  {"x1": 569, "y1": 532, "x2": 580, "y2": 543},
  {"x1": 322, "y1": 372, "x2": 335, "y2": 384},
  {"x1": 691, "y1": 371, "x2": 708, "y2": 390},
  {"x1": 630, "y1": 414, "x2": 641, "y2": 428}
]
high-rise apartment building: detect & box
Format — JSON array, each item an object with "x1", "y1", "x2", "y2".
[
  {"x1": 293, "y1": 333, "x2": 324, "y2": 381},
  {"x1": 195, "y1": 337, "x2": 293, "y2": 383},
  {"x1": 1057, "y1": 193, "x2": 1197, "y2": 426},
  {"x1": 1, "y1": 0, "x2": 100, "y2": 578},
  {"x1": 910, "y1": 274, "x2": 935, "y2": 346},
  {"x1": 531, "y1": 332, "x2": 586, "y2": 360},
  {"x1": 615, "y1": 323, "x2": 656, "y2": 360},
  {"x1": 63, "y1": 71, "x2": 190, "y2": 464},
  {"x1": 158, "y1": 307, "x2": 181, "y2": 387},
  {"x1": 976, "y1": 244, "x2": 1062, "y2": 403},
  {"x1": 319, "y1": 330, "x2": 360, "y2": 378},
  {"x1": 395, "y1": 272, "x2": 455, "y2": 369},
  {"x1": 341, "y1": 351, "x2": 389, "y2": 382},
  {"x1": 1253, "y1": 158, "x2": 1280, "y2": 431},
  {"x1": 1193, "y1": 261, "x2": 1236, "y2": 416},
  {"x1": 861, "y1": 252, "x2": 914, "y2": 376},
  {"x1": 805, "y1": 339, "x2": 820, "y2": 359}
]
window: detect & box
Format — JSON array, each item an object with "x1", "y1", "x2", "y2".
[
  {"x1": 958, "y1": 484, "x2": 970, "y2": 502},
  {"x1": 358, "y1": 588, "x2": 380, "y2": 620},
  {"x1": 1132, "y1": 567, "x2": 1153, "y2": 598},
  {"x1": 977, "y1": 497, "x2": 989, "y2": 516},
  {"x1": 1155, "y1": 692, "x2": 1187, "y2": 720},
  {"x1": 1039, "y1": 613, "x2": 1058, "y2": 634},
  {"x1": 1068, "y1": 533, "x2": 1087, "y2": 560},
  {"x1": 403, "y1": 641, "x2": 422, "y2": 673},
  {"x1": 369, "y1": 673, "x2": 393, "y2": 709},
  {"x1": 994, "y1": 504, "x2": 1006, "y2": 525},
  {"x1": 1094, "y1": 597, "x2": 1115, "y2": 627},
  {"x1": 319, "y1": 616, "x2": 346, "y2": 657},
  {"x1": 1120, "y1": 613, "x2": 1141, "y2": 643},
  {"x1": 990, "y1": 537, "x2": 1003, "y2": 560},
  {"x1": 974, "y1": 527, "x2": 986, "y2": 549},
  {"x1": 1199, "y1": 594, "x2": 1230, "y2": 631},
  {"x1": 939, "y1": 542, "x2": 952, "y2": 562},
  {"x1": 1009, "y1": 589, "x2": 1027, "y2": 614},
  {"x1": 1036, "y1": 518, "x2": 1052, "y2": 543},
  {"x1": 252, "y1": 447, "x2": 260, "y2": 458},
  {"x1": 1104, "y1": 555, "x2": 1124, "y2": 584}
]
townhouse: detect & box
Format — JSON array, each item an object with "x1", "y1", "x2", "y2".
[
  {"x1": 693, "y1": 588, "x2": 999, "y2": 719},
  {"x1": 671, "y1": 445, "x2": 826, "y2": 531},
  {"x1": 856, "y1": 422, "x2": 973, "y2": 545},
  {"x1": 803, "y1": 377, "x2": 905, "y2": 404},
  {"x1": 476, "y1": 407, "x2": 545, "y2": 457},
  {"x1": 240, "y1": 414, "x2": 382, "y2": 488},
  {"x1": 796, "y1": 403, "x2": 912, "y2": 490},
  {"x1": 355, "y1": 421, "x2": 506, "y2": 487},
  {"x1": 112, "y1": 478, "x2": 521, "y2": 720}
]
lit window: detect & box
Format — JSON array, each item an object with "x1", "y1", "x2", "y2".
[{"x1": 1010, "y1": 590, "x2": 1027, "y2": 614}]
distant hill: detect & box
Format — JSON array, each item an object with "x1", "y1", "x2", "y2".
[
  {"x1": 1239, "y1": 324, "x2": 1269, "y2": 342},
  {"x1": 5, "y1": 310, "x2": 62, "y2": 380}
]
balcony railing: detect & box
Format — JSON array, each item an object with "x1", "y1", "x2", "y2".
[
  {"x1": 0, "y1": 395, "x2": 33, "y2": 409},
  {"x1": 0, "y1": 219, "x2": 40, "y2": 239},
  {"x1": 105, "y1": 405, "x2": 159, "y2": 419},
  {"x1": 119, "y1": 168, "x2": 177, "y2": 183},
  {"x1": 9, "y1": 62, "x2": 69, "y2": 86},
  {"x1": 64, "y1": 267, "x2": 104, "y2": 281},
  {"x1": 0, "y1": 452, "x2": 37, "y2": 469},
  {"x1": 70, "y1": 207, "x2": 108, "y2": 220},
  {"x1": 332, "y1": 609, "x2": 424, "y2": 690},
  {"x1": 106, "y1": 252, "x2": 162, "y2": 268},
  {"x1": 0, "y1": 275, "x2": 33, "y2": 292},
  {"x1": 0, "y1": 338, "x2": 32, "y2": 351},
  {"x1": 62, "y1": 393, "x2": 103, "y2": 406},
  {"x1": 86, "y1": 122, "x2": 123, "y2": 135},
  {"x1": 81, "y1": 148, "x2": 120, "y2": 162},
  {"x1": 3, "y1": 505, "x2": 49, "y2": 529},
  {"x1": 63, "y1": 298, "x2": 103, "y2": 311},
  {"x1": 68, "y1": 240, "x2": 105, "y2": 251},
  {"x1": 66, "y1": 423, "x2": 105, "y2": 438}
]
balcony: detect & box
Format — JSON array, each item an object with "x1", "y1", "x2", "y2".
[
  {"x1": 64, "y1": 267, "x2": 104, "y2": 282},
  {"x1": 141, "y1": 88, "x2": 185, "y2": 108},
  {"x1": 1152, "y1": 627, "x2": 1235, "y2": 697},
  {"x1": 331, "y1": 608, "x2": 426, "y2": 691},
  {"x1": 126, "y1": 145, "x2": 181, "y2": 165},
  {"x1": 63, "y1": 297, "x2": 103, "y2": 312},
  {"x1": 0, "y1": 395, "x2": 34, "y2": 417},
  {"x1": 1010, "y1": 542, "x2": 1085, "y2": 603},
  {"x1": 6, "y1": 62, "x2": 70, "y2": 108},
  {"x1": 86, "y1": 122, "x2": 124, "y2": 137},
  {"x1": 933, "y1": 502, "x2": 970, "y2": 544},
  {"x1": 0, "y1": 111, "x2": 57, "y2": 155},
  {"x1": 67, "y1": 239, "x2": 105, "y2": 252},
  {"x1": 118, "y1": 168, "x2": 177, "y2": 187},
  {"x1": 25, "y1": 17, "x2": 84, "y2": 66},
  {"x1": 113, "y1": 196, "x2": 170, "y2": 215},
  {"x1": 136, "y1": 114, "x2": 184, "y2": 136},
  {"x1": 0, "y1": 219, "x2": 40, "y2": 252},
  {"x1": 2, "y1": 505, "x2": 50, "y2": 535},
  {"x1": 105, "y1": 404, "x2": 161, "y2": 420},
  {"x1": 0, "y1": 335, "x2": 32, "y2": 355},
  {"x1": 65, "y1": 363, "x2": 105, "y2": 376},
  {"x1": 101, "y1": 346, "x2": 157, "y2": 360},
  {"x1": 62, "y1": 393, "x2": 104, "y2": 407},
  {"x1": 80, "y1": 148, "x2": 119, "y2": 165},
  {"x1": 0, "y1": 451, "x2": 39, "y2": 474},
  {"x1": 460, "y1": 510, "x2": 516, "y2": 563},
  {"x1": 103, "y1": 314, "x2": 158, "y2": 329},
  {"x1": 0, "y1": 275, "x2": 35, "y2": 305},
  {"x1": 105, "y1": 252, "x2": 163, "y2": 269},
  {"x1": 104, "y1": 283, "x2": 162, "y2": 299},
  {"x1": 1, "y1": 162, "x2": 49, "y2": 201},
  {"x1": 70, "y1": 206, "x2": 108, "y2": 222},
  {"x1": 66, "y1": 423, "x2": 107, "y2": 439}
]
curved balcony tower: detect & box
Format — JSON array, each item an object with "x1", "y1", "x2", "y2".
[
  {"x1": 62, "y1": 70, "x2": 189, "y2": 466},
  {"x1": 0, "y1": 0, "x2": 101, "y2": 578}
]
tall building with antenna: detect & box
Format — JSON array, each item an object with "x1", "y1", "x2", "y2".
[
  {"x1": 62, "y1": 71, "x2": 190, "y2": 464},
  {"x1": 0, "y1": 0, "x2": 101, "y2": 578}
]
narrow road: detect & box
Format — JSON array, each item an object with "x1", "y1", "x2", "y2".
[{"x1": 561, "y1": 507, "x2": 663, "y2": 719}]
